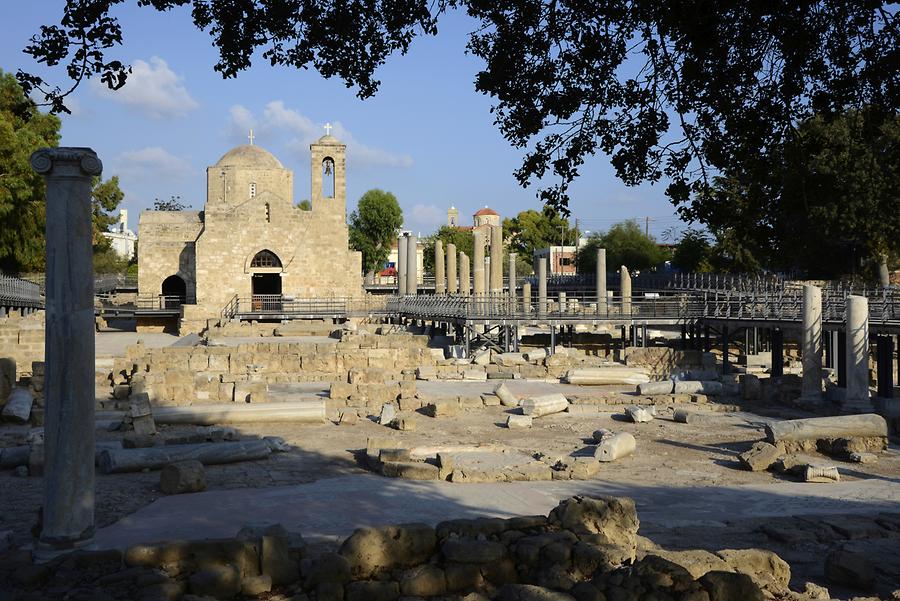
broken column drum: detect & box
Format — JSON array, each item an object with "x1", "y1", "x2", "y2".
[
  {"x1": 435, "y1": 240, "x2": 445, "y2": 295},
  {"x1": 596, "y1": 248, "x2": 607, "y2": 313},
  {"x1": 459, "y1": 252, "x2": 470, "y2": 296},
  {"x1": 522, "y1": 282, "x2": 532, "y2": 313},
  {"x1": 537, "y1": 258, "x2": 548, "y2": 317},
  {"x1": 473, "y1": 231, "x2": 486, "y2": 296},
  {"x1": 446, "y1": 243, "x2": 457, "y2": 295},
  {"x1": 406, "y1": 234, "x2": 418, "y2": 295},
  {"x1": 397, "y1": 235, "x2": 408, "y2": 295},
  {"x1": 801, "y1": 284, "x2": 823, "y2": 400},
  {"x1": 845, "y1": 295, "x2": 871, "y2": 409},
  {"x1": 490, "y1": 225, "x2": 503, "y2": 293},
  {"x1": 620, "y1": 266, "x2": 632, "y2": 314},
  {"x1": 31, "y1": 147, "x2": 102, "y2": 553}
]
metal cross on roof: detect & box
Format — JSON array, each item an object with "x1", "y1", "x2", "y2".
[
  {"x1": 248, "y1": 129, "x2": 255, "y2": 145},
  {"x1": 324, "y1": 122, "x2": 333, "y2": 136}
]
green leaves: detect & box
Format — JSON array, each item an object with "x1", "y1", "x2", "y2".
[
  {"x1": 575, "y1": 221, "x2": 668, "y2": 273},
  {"x1": 348, "y1": 189, "x2": 404, "y2": 274}
]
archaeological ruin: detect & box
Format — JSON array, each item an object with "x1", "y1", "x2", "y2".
[{"x1": 0, "y1": 145, "x2": 898, "y2": 601}]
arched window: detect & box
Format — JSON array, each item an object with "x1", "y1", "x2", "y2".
[
  {"x1": 250, "y1": 249, "x2": 282, "y2": 269},
  {"x1": 249, "y1": 182, "x2": 257, "y2": 198},
  {"x1": 322, "y1": 157, "x2": 335, "y2": 198}
]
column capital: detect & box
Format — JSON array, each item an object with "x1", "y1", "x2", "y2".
[{"x1": 30, "y1": 147, "x2": 102, "y2": 178}]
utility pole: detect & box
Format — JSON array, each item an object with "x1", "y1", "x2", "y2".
[{"x1": 645, "y1": 216, "x2": 650, "y2": 237}]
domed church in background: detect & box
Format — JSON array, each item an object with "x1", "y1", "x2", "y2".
[{"x1": 138, "y1": 128, "x2": 363, "y2": 332}]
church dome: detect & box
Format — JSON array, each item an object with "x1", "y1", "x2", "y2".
[
  {"x1": 315, "y1": 134, "x2": 343, "y2": 146},
  {"x1": 214, "y1": 145, "x2": 284, "y2": 169}
]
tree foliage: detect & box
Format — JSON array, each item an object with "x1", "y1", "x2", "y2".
[
  {"x1": 702, "y1": 110, "x2": 899, "y2": 279},
  {"x1": 422, "y1": 226, "x2": 475, "y2": 275},
  {"x1": 18, "y1": 2, "x2": 898, "y2": 220},
  {"x1": 671, "y1": 229, "x2": 712, "y2": 273},
  {"x1": 348, "y1": 189, "x2": 404, "y2": 274},
  {"x1": 153, "y1": 195, "x2": 187, "y2": 211},
  {"x1": 503, "y1": 209, "x2": 577, "y2": 269},
  {"x1": 297, "y1": 199, "x2": 311, "y2": 211},
  {"x1": 0, "y1": 70, "x2": 60, "y2": 273},
  {"x1": 91, "y1": 175, "x2": 124, "y2": 251},
  {"x1": 575, "y1": 220, "x2": 667, "y2": 273}
]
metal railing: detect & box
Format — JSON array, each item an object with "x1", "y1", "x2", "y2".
[
  {"x1": 135, "y1": 294, "x2": 195, "y2": 311},
  {"x1": 0, "y1": 273, "x2": 43, "y2": 308},
  {"x1": 226, "y1": 295, "x2": 390, "y2": 318}
]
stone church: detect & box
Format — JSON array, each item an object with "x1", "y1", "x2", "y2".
[{"x1": 138, "y1": 132, "x2": 363, "y2": 324}]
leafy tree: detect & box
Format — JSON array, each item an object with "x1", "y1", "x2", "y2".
[
  {"x1": 18, "y1": 3, "x2": 896, "y2": 220},
  {"x1": 576, "y1": 221, "x2": 667, "y2": 273},
  {"x1": 671, "y1": 229, "x2": 712, "y2": 273},
  {"x1": 348, "y1": 189, "x2": 403, "y2": 274},
  {"x1": 153, "y1": 195, "x2": 187, "y2": 211},
  {"x1": 0, "y1": 70, "x2": 60, "y2": 273},
  {"x1": 91, "y1": 175, "x2": 124, "y2": 251},
  {"x1": 503, "y1": 209, "x2": 577, "y2": 270},
  {"x1": 297, "y1": 199, "x2": 311, "y2": 211},
  {"x1": 702, "y1": 109, "x2": 899, "y2": 279},
  {"x1": 422, "y1": 226, "x2": 474, "y2": 275},
  {"x1": 93, "y1": 247, "x2": 128, "y2": 274}
]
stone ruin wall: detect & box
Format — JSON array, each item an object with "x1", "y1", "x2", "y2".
[{"x1": 0, "y1": 312, "x2": 44, "y2": 381}]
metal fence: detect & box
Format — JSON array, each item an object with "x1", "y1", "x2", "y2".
[
  {"x1": 223, "y1": 295, "x2": 391, "y2": 319},
  {"x1": 0, "y1": 273, "x2": 43, "y2": 308}
]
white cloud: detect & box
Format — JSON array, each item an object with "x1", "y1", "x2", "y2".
[
  {"x1": 90, "y1": 57, "x2": 198, "y2": 118},
  {"x1": 227, "y1": 101, "x2": 413, "y2": 168},
  {"x1": 409, "y1": 203, "x2": 446, "y2": 230},
  {"x1": 114, "y1": 147, "x2": 193, "y2": 181}
]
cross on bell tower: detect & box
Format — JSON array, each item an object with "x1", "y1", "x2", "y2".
[
  {"x1": 324, "y1": 122, "x2": 332, "y2": 136},
  {"x1": 248, "y1": 129, "x2": 255, "y2": 145}
]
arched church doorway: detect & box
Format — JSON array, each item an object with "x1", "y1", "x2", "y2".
[
  {"x1": 161, "y1": 275, "x2": 186, "y2": 309},
  {"x1": 250, "y1": 250, "x2": 283, "y2": 311}
]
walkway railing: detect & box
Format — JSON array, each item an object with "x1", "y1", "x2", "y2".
[
  {"x1": 228, "y1": 295, "x2": 391, "y2": 317},
  {"x1": 0, "y1": 273, "x2": 43, "y2": 308}
]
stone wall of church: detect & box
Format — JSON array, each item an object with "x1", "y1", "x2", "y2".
[{"x1": 137, "y1": 212, "x2": 202, "y2": 301}]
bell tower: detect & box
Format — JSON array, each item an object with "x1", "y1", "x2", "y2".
[{"x1": 310, "y1": 123, "x2": 346, "y2": 217}]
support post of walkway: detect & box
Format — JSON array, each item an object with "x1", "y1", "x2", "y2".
[
  {"x1": 446, "y1": 243, "x2": 457, "y2": 295},
  {"x1": 537, "y1": 257, "x2": 547, "y2": 318},
  {"x1": 801, "y1": 284, "x2": 823, "y2": 401},
  {"x1": 406, "y1": 234, "x2": 418, "y2": 296},
  {"x1": 596, "y1": 248, "x2": 606, "y2": 313},
  {"x1": 473, "y1": 231, "x2": 485, "y2": 296},
  {"x1": 397, "y1": 235, "x2": 407, "y2": 295},
  {"x1": 845, "y1": 295, "x2": 870, "y2": 411},
  {"x1": 435, "y1": 240, "x2": 445, "y2": 295},
  {"x1": 32, "y1": 147, "x2": 101, "y2": 555},
  {"x1": 771, "y1": 328, "x2": 783, "y2": 378}
]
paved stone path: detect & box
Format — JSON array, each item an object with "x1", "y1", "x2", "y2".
[{"x1": 94, "y1": 474, "x2": 900, "y2": 549}]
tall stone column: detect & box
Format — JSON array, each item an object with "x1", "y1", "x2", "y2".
[
  {"x1": 397, "y1": 235, "x2": 408, "y2": 295},
  {"x1": 446, "y1": 243, "x2": 457, "y2": 295},
  {"x1": 490, "y1": 225, "x2": 503, "y2": 293},
  {"x1": 473, "y1": 231, "x2": 486, "y2": 296},
  {"x1": 845, "y1": 295, "x2": 871, "y2": 411},
  {"x1": 459, "y1": 252, "x2": 470, "y2": 296},
  {"x1": 801, "y1": 284, "x2": 823, "y2": 400},
  {"x1": 406, "y1": 234, "x2": 418, "y2": 296},
  {"x1": 537, "y1": 257, "x2": 547, "y2": 317},
  {"x1": 522, "y1": 281, "x2": 532, "y2": 313},
  {"x1": 508, "y1": 253, "x2": 517, "y2": 295},
  {"x1": 596, "y1": 248, "x2": 607, "y2": 312},
  {"x1": 435, "y1": 240, "x2": 445, "y2": 295},
  {"x1": 31, "y1": 147, "x2": 101, "y2": 553},
  {"x1": 620, "y1": 266, "x2": 632, "y2": 314}
]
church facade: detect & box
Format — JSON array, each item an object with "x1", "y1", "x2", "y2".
[{"x1": 138, "y1": 133, "x2": 363, "y2": 323}]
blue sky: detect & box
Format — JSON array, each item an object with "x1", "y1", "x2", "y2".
[{"x1": 2, "y1": 2, "x2": 688, "y2": 239}]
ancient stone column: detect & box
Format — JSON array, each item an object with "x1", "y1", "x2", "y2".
[
  {"x1": 397, "y1": 235, "x2": 408, "y2": 295},
  {"x1": 620, "y1": 266, "x2": 632, "y2": 314},
  {"x1": 490, "y1": 225, "x2": 503, "y2": 293},
  {"x1": 845, "y1": 295, "x2": 871, "y2": 410},
  {"x1": 801, "y1": 284, "x2": 823, "y2": 400},
  {"x1": 459, "y1": 252, "x2": 470, "y2": 296},
  {"x1": 596, "y1": 248, "x2": 607, "y2": 312},
  {"x1": 537, "y1": 257, "x2": 547, "y2": 317},
  {"x1": 508, "y1": 253, "x2": 517, "y2": 295},
  {"x1": 446, "y1": 243, "x2": 457, "y2": 295},
  {"x1": 559, "y1": 291, "x2": 567, "y2": 314},
  {"x1": 31, "y1": 147, "x2": 102, "y2": 553},
  {"x1": 473, "y1": 231, "x2": 486, "y2": 296},
  {"x1": 522, "y1": 281, "x2": 532, "y2": 313},
  {"x1": 406, "y1": 234, "x2": 418, "y2": 296},
  {"x1": 435, "y1": 240, "x2": 445, "y2": 295}
]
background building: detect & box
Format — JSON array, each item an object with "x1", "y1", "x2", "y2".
[{"x1": 102, "y1": 209, "x2": 137, "y2": 260}]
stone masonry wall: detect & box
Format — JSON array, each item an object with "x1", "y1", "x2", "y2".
[{"x1": 0, "y1": 312, "x2": 45, "y2": 380}]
